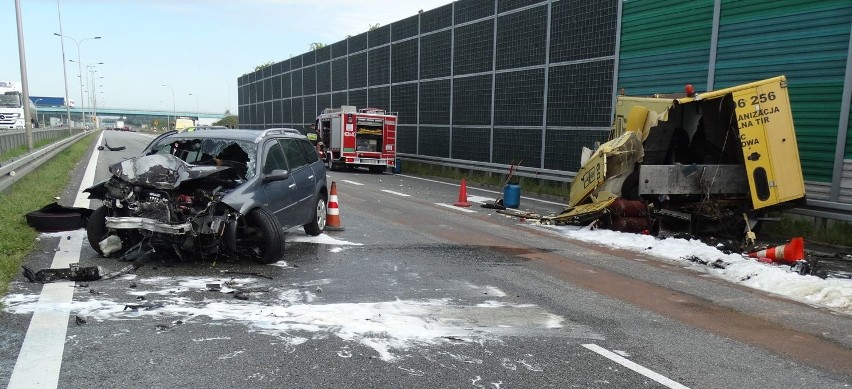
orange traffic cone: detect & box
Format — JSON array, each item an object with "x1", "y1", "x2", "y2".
[
  {"x1": 748, "y1": 237, "x2": 804, "y2": 265},
  {"x1": 454, "y1": 178, "x2": 471, "y2": 207},
  {"x1": 325, "y1": 181, "x2": 345, "y2": 231}
]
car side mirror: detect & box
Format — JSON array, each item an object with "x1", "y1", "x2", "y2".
[{"x1": 263, "y1": 169, "x2": 290, "y2": 183}]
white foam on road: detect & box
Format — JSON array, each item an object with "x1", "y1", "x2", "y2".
[
  {"x1": 287, "y1": 232, "x2": 363, "y2": 246},
  {"x1": 435, "y1": 203, "x2": 477, "y2": 213},
  {"x1": 3, "y1": 280, "x2": 582, "y2": 362},
  {"x1": 537, "y1": 224, "x2": 852, "y2": 315}
]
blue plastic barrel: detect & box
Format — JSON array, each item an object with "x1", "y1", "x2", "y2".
[
  {"x1": 503, "y1": 184, "x2": 521, "y2": 208},
  {"x1": 392, "y1": 158, "x2": 402, "y2": 174}
]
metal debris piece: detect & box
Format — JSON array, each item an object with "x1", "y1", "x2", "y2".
[
  {"x1": 21, "y1": 262, "x2": 142, "y2": 284},
  {"x1": 22, "y1": 264, "x2": 105, "y2": 283},
  {"x1": 220, "y1": 270, "x2": 273, "y2": 280},
  {"x1": 124, "y1": 302, "x2": 163, "y2": 311}
]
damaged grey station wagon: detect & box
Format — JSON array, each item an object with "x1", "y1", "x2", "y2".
[{"x1": 84, "y1": 128, "x2": 328, "y2": 264}]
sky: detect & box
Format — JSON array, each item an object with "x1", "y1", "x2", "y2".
[{"x1": 1, "y1": 0, "x2": 450, "y2": 115}]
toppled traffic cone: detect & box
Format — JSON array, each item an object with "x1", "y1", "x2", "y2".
[
  {"x1": 454, "y1": 178, "x2": 471, "y2": 207},
  {"x1": 325, "y1": 181, "x2": 345, "y2": 231},
  {"x1": 748, "y1": 237, "x2": 804, "y2": 265}
]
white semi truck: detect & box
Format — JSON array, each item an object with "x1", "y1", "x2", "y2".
[{"x1": 0, "y1": 81, "x2": 36, "y2": 129}]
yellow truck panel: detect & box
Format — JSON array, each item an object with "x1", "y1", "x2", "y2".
[{"x1": 730, "y1": 77, "x2": 804, "y2": 209}]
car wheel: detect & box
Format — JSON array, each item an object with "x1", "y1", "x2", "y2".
[
  {"x1": 303, "y1": 194, "x2": 327, "y2": 236},
  {"x1": 86, "y1": 206, "x2": 110, "y2": 255},
  {"x1": 244, "y1": 208, "x2": 285, "y2": 264}
]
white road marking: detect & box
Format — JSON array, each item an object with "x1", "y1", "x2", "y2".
[
  {"x1": 381, "y1": 190, "x2": 410, "y2": 197},
  {"x1": 340, "y1": 180, "x2": 364, "y2": 186},
  {"x1": 7, "y1": 131, "x2": 103, "y2": 389},
  {"x1": 396, "y1": 174, "x2": 566, "y2": 206},
  {"x1": 435, "y1": 203, "x2": 477, "y2": 213},
  {"x1": 582, "y1": 344, "x2": 689, "y2": 389}
]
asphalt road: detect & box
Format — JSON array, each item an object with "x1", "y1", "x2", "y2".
[{"x1": 0, "y1": 130, "x2": 850, "y2": 388}]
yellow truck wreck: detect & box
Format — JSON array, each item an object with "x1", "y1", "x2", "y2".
[{"x1": 547, "y1": 76, "x2": 805, "y2": 239}]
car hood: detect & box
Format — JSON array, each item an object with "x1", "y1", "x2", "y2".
[{"x1": 109, "y1": 154, "x2": 232, "y2": 190}]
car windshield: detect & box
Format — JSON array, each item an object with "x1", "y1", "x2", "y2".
[
  {"x1": 0, "y1": 93, "x2": 21, "y2": 108},
  {"x1": 147, "y1": 136, "x2": 258, "y2": 180}
]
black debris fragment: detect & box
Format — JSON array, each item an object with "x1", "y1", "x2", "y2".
[
  {"x1": 124, "y1": 302, "x2": 163, "y2": 311},
  {"x1": 155, "y1": 320, "x2": 183, "y2": 332},
  {"x1": 21, "y1": 262, "x2": 142, "y2": 283},
  {"x1": 233, "y1": 291, "x2": 249, "y2": 300},
  {"x1": 75, "y1": 315, "x2": 87, "y2": 326},
  {"x1": 220, "y1": 270, "x2": 273, "y2": 280},
  {"x1": 206, "y1": 283, "x2": 222, "y2": 291},
  {"x1": 22, "y1": 264, "x2": 104, "y2": 283},
  {"x1": 98, "y1": 140, "x2": 126, "y2": 152}
]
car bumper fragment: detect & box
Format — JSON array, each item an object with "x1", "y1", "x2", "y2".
[{"x1": 105, "y1": 216, "x2": 192, "y2": 234}]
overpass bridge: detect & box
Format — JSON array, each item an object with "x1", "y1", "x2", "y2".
[{"x1": 34, "y1": 106, "x2": 227, "y2": 129}]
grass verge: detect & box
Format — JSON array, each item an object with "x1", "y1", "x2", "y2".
[
  {"x1": 0, "y1": 132, "x2": 97, "y2": 297},
  {"x1": 761, "y1": 215, "x2": 852, "y2": 247}
]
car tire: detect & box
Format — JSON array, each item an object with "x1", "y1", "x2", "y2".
[
  {"x1": 303, "y1": 194, "x2": 327, "y2": 236},
  {"x1": 86, "y1": 206, "x2": 109, "y2": 255},
  {"x1": 245, "y1": 208, "x2": 285, "y2": 264},
  {"x1": 26, "y1": 210, "x2": 84, "y2": 232}
]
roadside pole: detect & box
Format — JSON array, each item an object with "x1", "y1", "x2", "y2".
[{"x1": 14, "y1": 0, "x2": 34, "y2": 151}]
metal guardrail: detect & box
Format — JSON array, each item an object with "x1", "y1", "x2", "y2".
[
  {"x1": 0, "y1": 127, "x2": 82, "y2": 154},
  {"x1": 788, "y1": 199, "x2": 852, "y2": 222},
  {"x1": 0, "y1": 130, "x2": 92, "y2": 193},
  {"x1": 398, "y1": 154, "x2": 576, "y2": 183}
]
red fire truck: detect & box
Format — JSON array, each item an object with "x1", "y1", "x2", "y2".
[{"x1": 316, "y1": 106, "x2": 397, "y2": 173}]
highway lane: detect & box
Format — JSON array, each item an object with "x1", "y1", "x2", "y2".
[{"x1": 0, "y1": 130, "x2": 849, "y2": 388}]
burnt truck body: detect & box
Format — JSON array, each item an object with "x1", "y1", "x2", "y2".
[
  {"x1": 549, "y1": 76, "x2": 806, "y2": 238},
  {"x1": 85, "y1": 129, "x2": 328, "y2": 263}
]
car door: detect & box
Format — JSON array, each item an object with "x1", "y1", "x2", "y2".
[
  {"x1": 279, "y1": 138, "x2": 316, "y2": 224},
  {"x1": 260, "y1": 139, "x2": 300, "y2": 229}
]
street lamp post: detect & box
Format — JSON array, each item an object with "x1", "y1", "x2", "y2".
[
  {"x1": 54, "y1": 33, "x2": 100, "y2": 128},
  {"x1": 189, "y1": 93, "x2": 199, "y2": 123},
  {"x1": 86, "y1": 66, "x2": 104, "y2": 129},
  {"x1": 162, "y1": 84, "x2": 175, "y2": 130}
]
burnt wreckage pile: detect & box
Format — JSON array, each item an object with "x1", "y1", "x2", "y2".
[{"x1": 521, "y1": 77, "x2": 807, "y2": 244}]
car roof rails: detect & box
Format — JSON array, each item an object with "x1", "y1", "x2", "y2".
[{"x1": 260, "y1": 128, "x2": 305, "y2": 138}]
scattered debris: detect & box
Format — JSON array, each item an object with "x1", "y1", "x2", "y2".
[
  {"x1": 22, "y1": 262, "x2": 141, "y2": 283},
  {"x1": 219, "y1": 270, "x2": 273, "y2": 280},
  {"x1": 97, "y1": 140, "x2": 126, "y2": 152},
  {"x1": 124, "y1": 302, "x2": 164, "y2": 311},
  {"x1": 206, "y1": 283, "x2": 222, "y2": 291},
  {"x1": 75, "y1": 315, "x2": 87, "y2": 326}
]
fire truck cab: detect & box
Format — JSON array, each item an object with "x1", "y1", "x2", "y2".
[{"x1": 316, "y1": 106, "x2": 397, "y2": 173}]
